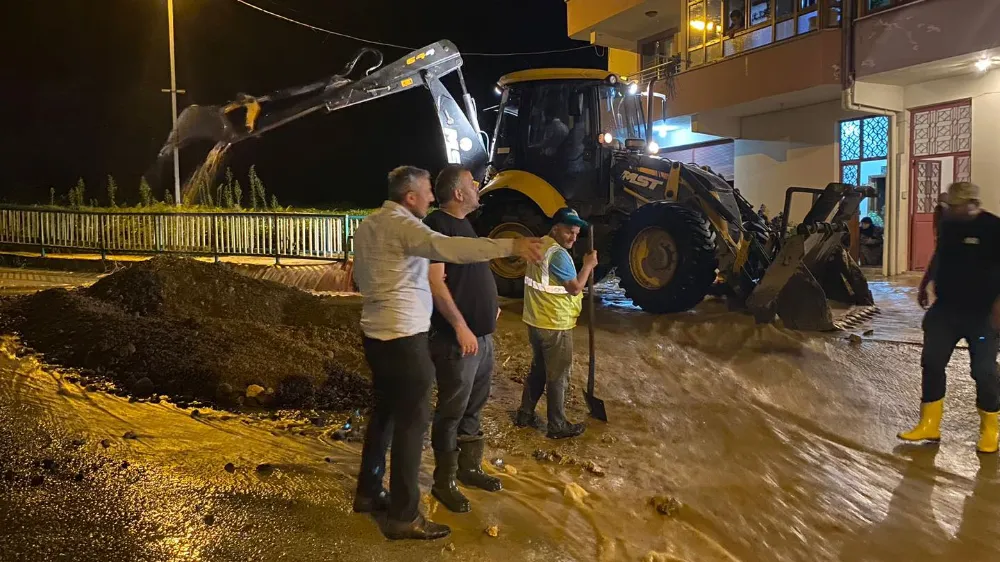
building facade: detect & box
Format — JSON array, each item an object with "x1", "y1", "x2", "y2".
[{"x1": 566, "y1": 0, "x2": 1000, "y2": 276}]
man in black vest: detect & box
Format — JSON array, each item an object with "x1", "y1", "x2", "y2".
[
  {"x1": 424, "y1": 165, "x2": 504, "y2": 513},
  {"x1": 899, "y1": 181, "x2": 1000, "y2": 454}
]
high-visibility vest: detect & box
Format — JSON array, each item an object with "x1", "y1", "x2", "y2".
[{"x1": 522, "y1": 236, "x2": 583, "y2": 331}]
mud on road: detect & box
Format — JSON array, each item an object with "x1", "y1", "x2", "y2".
[{"x1": 2, "y1": 264, "x2": 1000, "y2": 561}]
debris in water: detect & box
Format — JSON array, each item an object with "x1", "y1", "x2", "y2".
[
  {"x1": 584, "y1": 461, "x2": 606, "y2": 477},
  {"x1": 203, "y1": 514, "x2": 216, "y2": 526},
  {"x1": 332, "y1": 429, "x2": 349, "y2": 441},
  {"x1": 255, "y1": 463, "x2": 275, "y2": 475},
  {"x1": 601, "y1": 434, "x2": 618, "y2": 444},
  {"x1": 100, "y1": 439, "x2": 111, "y2": 449},
  {"x1": 123, "y1": 430, "x2": 138, "y2": 440},
  {"x1": 444, "y1": 543, "x2": 456, "y2": 552},
  {"x1": 74, "y1": 471, "x2": 84, "y2": 482},
  {"x1": 191, "y1": 410, "x2": 201, "y2": 418},
  {"x1": 863, "y1": 329, "x2": 874, "y2": 336},
  {"x1": 324, "y1": 457, "x2": 333, "y2": 463},
  {"x1": 2, "y1": 470, "x2": 14, "y2": 481},
  {"x1": 491, "y1": 458, "x2": 504, "y2": 469},
  {"x1": 649, "y1": 495, "x2": 682, "y2": 516},
  {"x1": 224, "y1": 463, "x2": 236, "y2": 473},
  {"x1": 246, "y1": 385, "x2": 266, "y2": 399},
  {"x1": 41, "y1": 459, "x2": 56, "y2": 471},
  {"x1": 564, "y1": 482, "x2": 589, "y2": 504},
  {"x1": 503, "y1": 464, "x2": 518, "y2": 476},
  {"x1": 120, "y1": 461, "x2": 130, "y2": 470},
  {"x1": 29, "y1": 475, "x2": 44, "y2": 487},
  {"x1": 485, "y1": 525, "x2": 499, "y2": 538}
]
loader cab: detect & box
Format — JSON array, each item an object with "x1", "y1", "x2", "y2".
[{"x1": 488, "y1": 70, "x2": 647, "y2": 203}]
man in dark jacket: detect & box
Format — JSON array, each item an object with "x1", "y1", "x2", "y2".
[{"x1": 899, "y1": 182, "x2": 1000, "y2": 454}]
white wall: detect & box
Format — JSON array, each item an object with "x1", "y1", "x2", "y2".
[{"x1": 733, "y1": 101, "x2": 866, "y2": 224}]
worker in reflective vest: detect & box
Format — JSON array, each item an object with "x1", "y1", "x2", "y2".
[{"x1": 515, "y1": 207, "x2": 598, "y2": 439}]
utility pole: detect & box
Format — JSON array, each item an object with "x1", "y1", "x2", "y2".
[{"x1": 162, "y1": 0, "x2": 186, "y2": 206}]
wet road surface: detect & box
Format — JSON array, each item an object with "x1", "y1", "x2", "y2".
[{"x1": 3, "y1": 274, "x2": 1000, "y2": 561}]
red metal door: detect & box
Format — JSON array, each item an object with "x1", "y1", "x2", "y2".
[
  {"x1": 909, "y1": 159, "x2": 941, "y2": 271},
  {"x1": 908, "y1": 100, "x2": 972, "y2": 271}
]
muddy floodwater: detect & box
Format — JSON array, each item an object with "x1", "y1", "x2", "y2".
[{"x1": 2, "y1": 270, "x2": 1000, "y2": 561}]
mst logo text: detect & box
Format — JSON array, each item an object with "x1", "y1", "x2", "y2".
[{"x1": 620, "y1": 170, "x2": 665, "y2": 191}]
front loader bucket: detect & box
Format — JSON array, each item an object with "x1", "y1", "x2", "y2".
[{"x1": 745, "y1": 183, "x2": 877, "y2": 331}]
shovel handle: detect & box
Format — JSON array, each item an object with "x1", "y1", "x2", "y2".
[{"x1": 587, "y1": 225, "x2": 596, "y2": 396}]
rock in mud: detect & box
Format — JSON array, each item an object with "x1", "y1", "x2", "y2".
[
  {"x1": 191, "y1": 410, "x2": 201, "y2": 418},
  {"x1": 601, "y1": 434, "x2": 618, "y2": 444},
  {"x1": 246, "y1": 385, "x2": 266, "y2": 400},
  {"x1": 132, "y1": 377, "x2": 155, "y2": 397},
  {"x1": 484, "y1": 525, "x2": 499, "y2": 538},
  {"x1": 123, "y1": 430, "x2": 138, "y2": 440},
  {"x1": 332, "y1": 429, "x2": 349, "y2": 441},
  {"x1": 583, "y1": 461, "x2": 606, "y2": 477},
  {"x1": 100, "y1": 439, "x2": 111, "y2": 449},
  {"x1": 443, "y1": 543, "x2": 456, "y2": 552},
  {"x1": 863, "y1": 329, "x2": 874, "y2": 336},
  {"x1": 203, "y1": 514, "x2": 216, "y2": 525},
  {"x1": 848, "y1": 334, "x2": 863, "y2": 345},
  {"x1": 224, "y1": 463, "x2": 236, "y2": 473},
  {"x1": 255, "y1": 463, "x2": 275, "y2": 475},
  {"x1": 649, "y1": 495, "x2": 682, "y2": 516}
]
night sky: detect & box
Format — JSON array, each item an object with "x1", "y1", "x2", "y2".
[{"x1": 1, "y1": 0, "x2": 606, "y2": 209}]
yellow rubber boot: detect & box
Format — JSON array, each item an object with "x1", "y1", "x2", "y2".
[
  {"x1": 898, "y1": 400, "x2": 943, "y2": 442},
  {"x1": 977, "y1": 410, "x2": 999, "y2": 454}
]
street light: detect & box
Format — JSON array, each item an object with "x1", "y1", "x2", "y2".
[{"x1": 160, "y1": 0, "x2": 186, "y2": 206}]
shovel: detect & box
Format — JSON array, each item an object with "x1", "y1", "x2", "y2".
[{"x1": 583, "y1": 225, "x2": 608, "y2": 422}]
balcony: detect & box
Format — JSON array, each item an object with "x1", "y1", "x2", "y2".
[
  {"x1": 566, "y1": 0, "x2": 681, "y2": 50},
  {"x1": 854, "y1": 0, "x2": 1000, "y2": 81},
  {"x1": 657, "y1": 29, "x2": 843, "y2": 118}
]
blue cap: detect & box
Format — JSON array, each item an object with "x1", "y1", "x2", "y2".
[{"x1": 552, "y1": 207, "x2": 589, "y2": 228}]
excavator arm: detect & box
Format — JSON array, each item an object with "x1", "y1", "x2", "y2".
[{"x1": 156, "y1": 40, "x2": 489, "y2": 199}]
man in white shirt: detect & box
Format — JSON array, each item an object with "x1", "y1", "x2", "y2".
[{"x1": 351, "y1": 165, "x2": 544, "y2": 541}]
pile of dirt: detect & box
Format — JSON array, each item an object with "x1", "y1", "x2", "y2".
[{"x1": 0, "y1": 256, "x2": 371, "y2": 411}]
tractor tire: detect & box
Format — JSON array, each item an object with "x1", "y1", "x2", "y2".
[
  {"x1": 614, "y1": 202, "x2": 718, "y2": 313},
  {"x1": 472, "y1": 199, "x2": 548, "y2": 298}
]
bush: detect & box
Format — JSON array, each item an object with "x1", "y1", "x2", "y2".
[
  {"x1": 138, "y1": 177, "x2": 153, "y2": 207},
  {"x1": 106, "y1": 174, "x2": 119, "y2": 207}
]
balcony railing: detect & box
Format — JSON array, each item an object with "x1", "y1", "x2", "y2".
[{"x1": 0, "y1": 206, "x2": 366, "y2": 263}]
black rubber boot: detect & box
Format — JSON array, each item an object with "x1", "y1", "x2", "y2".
[
  {"x1": 457, "y1": 437, "x2": 502, "y2": 492},
  {"x1": 382, "y1": 514, "x2": 451, "y2": 541},
  {"x1": 431, "y1": 450, "x2": 470, "y2": 513}
]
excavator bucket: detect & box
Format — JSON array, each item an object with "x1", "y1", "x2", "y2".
[{"x1": 746, "y1": 183, "x2": 878, "y2": 331}]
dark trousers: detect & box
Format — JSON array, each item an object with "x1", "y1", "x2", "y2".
[
  {"x1": 430, "y1": 332, "x2": 494, "y2": 453},
  {"x1": 517, "y1": 325, "x2": 574, "y2": 431},
  {"x1": 356, "y1": 333, "x2": 435, "y2": 523},
  {"x1": 922, "y1": 303, "x2": 1000, "y2": 412}
]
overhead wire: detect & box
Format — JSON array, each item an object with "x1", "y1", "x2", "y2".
[{"x1": 231, "y1": 0, "x2": 602, "y2": 57}]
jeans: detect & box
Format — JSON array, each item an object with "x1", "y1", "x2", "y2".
[
  {"x1": 517, "y1": 325, "x2": 574, "y2": 431},
  {"x1": 921, "y1": 303, "x2": 1000, "y2": 412},
  {"x1": 430, "y1": 332, "x2": 495, "y2": 453},
  {"x1": 356, "y1": 333, "x2": 435, "y2": 523}
]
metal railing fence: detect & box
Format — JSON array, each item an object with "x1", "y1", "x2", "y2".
[{"x1": 0, "y1": 206, "x2": 366, "y2": 263}]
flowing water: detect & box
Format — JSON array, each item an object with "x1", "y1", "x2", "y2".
[{"x1": 2, "y1": 275, "x2": 999, "y2": 561}]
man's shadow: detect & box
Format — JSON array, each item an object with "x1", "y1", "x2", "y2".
[
  {"x1": 838, "y1": 444, "x2": 950, "y2": 561},
  {"x1": 947, "y1": 452, "x2": 1000, "y2": 558}
]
